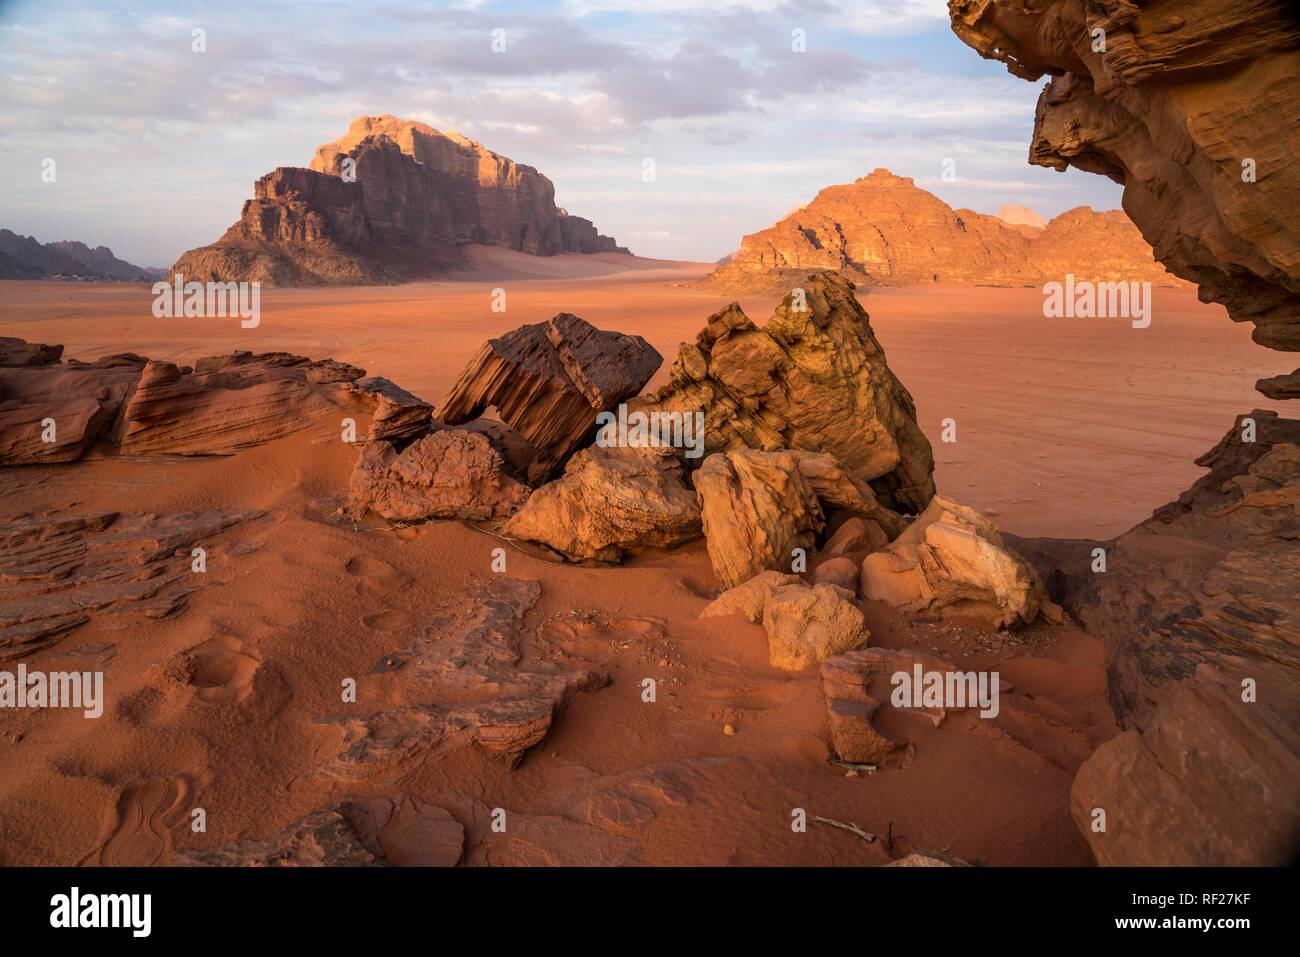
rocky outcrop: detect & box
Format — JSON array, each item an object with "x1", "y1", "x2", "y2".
[
  {"x1": 948, "y1": 0, "x2": 1300, "y2": 354},
  {"x1": 860, "y1": 495, "x2": 1056, "y2": 628},
  {"x1": 698, "y1": 570, "x2": 803, "y2": 621},
  {"x1": 436, "y1": 313, "x2": 662, "y2": 483},
  {"x1": 171, "y1": 115, "x2": 626, "y2": 285},
  {"x1": 639, "y1": 271, "x2": 936, "y2": 514},
  {"x1": 0, "y1": 338, "x2": 63, "y2": 367},
  {"x1": 1017, "y1": 411, "x2": 1300, "y2": 865},
  {"x1": 0, "y1": 509, "x2": 260, "y2": 659},
  {"x1": 174, "y1": 811, "x2": 380, "y2": 867},
  {"x1": 763, "y1": 582, "x2": 869, "y2": 671},
  {"x1": 349, "y1": 428, "x2": 530, "y2": 522},
  {"x1": 501, "y1": 444, "x2": 700, "y2": 561},
  {"x1": 699, "y1": 169, "x2": 1182, "y2": 294},
  {"x1": 1257, "y1": 369, "x2": 1300, "y2": 400},
  {"x1": 319, "y1": 578, "x2": 606, "y2": 776}
]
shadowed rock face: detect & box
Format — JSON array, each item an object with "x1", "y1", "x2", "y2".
[
  {"x1": 171, "y1": 114, "x2": 626, "y2": 285},
  {"x1": 699, "y1": 168, "x2": 1182, "y2": 294},
  {"x1": 948, "y1": 0, "x2": 1300, "y2": 354}
]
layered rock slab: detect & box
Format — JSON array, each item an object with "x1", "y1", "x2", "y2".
[
  {"x1": 318, "y1": 578, "x2": 606, "y2": 777},
  {"x1": 436, "y1": 313, "x2": 662, "y2": 484},
  {"x1": 636, "y1": 271, "x2": 935, "y2": 514}
]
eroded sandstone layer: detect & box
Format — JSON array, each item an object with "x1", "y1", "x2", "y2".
[
  {"x1": 949, "y1": 0, "x2": 1300, "y2": 352},
  {"x1": 699, "y1": 168, "x2": 1181, "y2": 294},
  {"x1": 171, "y1": 114, "x2": 626, "y2": 285}
]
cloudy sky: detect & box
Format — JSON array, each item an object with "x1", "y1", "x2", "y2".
[{"x1": 0, "y1": 0, "x2": 1123, "y2": 267}]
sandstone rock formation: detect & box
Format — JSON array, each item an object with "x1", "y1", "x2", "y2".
[
  {"x1": 698, "y1": 570, "x2": 803, "y2": 621},
  {"x1": 695, "y1": 449, "x2": 823, "y2": 589},
  {"x1": 0, "y1": 229, "x2": 161, "y2": 281},
  {"x1": 320, "y1": 578, "x2": 606, "y2": 776},
  {"x1": 349, "y1": 428, "x2": 530, "y2": 522},
  {"x1": 860, "y1": 495, "x2": 1055, "y2": 628},
  {"x1": 171, "y1": 115, "x2": 626, "y2": 285},
  {"x1": 699, "y1": 169, "x2": 1181, "y2": 294},
  {"x1": 0, "y1": 509, "x2": 260, "y2": 659},
  {"x1": 174, "y1": 811, "x2": 380, "y2": 867},
  {"x1": 763, "y1": 582, "x2": 869, "y2": 671},
  {"x1": 1016, "y1": 411, "x2": 1300, "y2": 865},
  {"x1": 812, "y1": 556, "x2": 859, "y2": 593},
  {"x1": 824, "y1": 516, "x2": 889, "y2": 556},
  {"x1": 1257, "y1": 369, "x2": 1300, "y2": 400},
  {"x1": 949, "y1": 0, "x2": 1300, "y2": 353},
  {"x1": 501, "y1": 444, "x2": 700, "y2": 561},
  {"x1": 639, "y1": 271, "x2": 936, "y2": 514},
  {"x1": 437, "y1": 313, "x2": 662, "y2": 484}
]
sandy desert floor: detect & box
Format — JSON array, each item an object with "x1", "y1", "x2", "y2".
[{"x1": 0, "y1": 251, "x2": 1290, "y2": 866}]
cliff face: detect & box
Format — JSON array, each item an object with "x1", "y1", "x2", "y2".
[
  {"x1": 698, "y1": 168, "x2": 1180, "y2": 293},
  {"x1": 172, "y1": 115, "x2": 626, "y2": 286},
  {"x1": 948, "y1": 0, "x2": 1300, "y2": 351}
]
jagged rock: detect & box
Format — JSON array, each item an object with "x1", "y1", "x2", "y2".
[
  {"x1": 436, "y1": 313, "x2": 662, "y2": 484},
  {"x1": 0, "y1": 509, "x2": 260, "y2": 659},
  {"x1": 351, "y1": 376, "x2": 432, "y2": 442},
  {"x1": 635, "y1": 271, "x2": 935, "y2": 513},
  {"x1": 318, "y1": 578, "x2": 606, "y2": 776},
  {"x1": 790, "y1": 449, "x2": 907, "y2": 539},
  {"x1": 171, "y1": 114, "x2": 625, "y2": 285},
  {"x1": 0, "y1": 229, "x2": 160, "y2": 282},
  {"x1": 698, "y1": 169, "x2": 1181, "y2": 294},
  {"x1": 0, "y1": 337, "x2": 62, "y2": 367},
  {"x1": 825, "y1": 516, "x2": 889, "y2": 555},
  {"x1": 812, "y1": 556, "x2": 859, "y2": 593},
  {"x1": 949, "y1": 0, "x2": 1300, "y2": 353},
  {"x1": 763, "y1": 582, "x2": 869, "y2": 671},
  {"x1": 0, "y1": 349, "x2": 145, "y2": 464},
  {"x1": 1017, "y1": 411, "x2": 1300, "y2": 865},
  {"x1": 1257, "y1": 369, "x2": 1300, "y2": 400},
  {"x1": 860, "y1": 494, "x2": 1053, "y2": 628},
  {"x1": 118, "y1": 351, "x2": 366, "y2": 456},
  {"x1": 695, "y1": 448, "x2": 823, "y2": 589},
  {"x1": 501, "y1": 444, "x2": 700, "y2": 561},
  {"x1": 348, "y1": 429, "x2": 529, "y2": 522},
  {"x1": 174, "y1": 811, "x2": 379, "y2": 866},
  {"x1": 698, "y1": 570, "x2": 803, "y2": 621}
]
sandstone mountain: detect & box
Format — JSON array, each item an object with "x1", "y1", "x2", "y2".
[
  {"x1": 171, "y1": 115, "x2": 626, "y2": 286},
  {"x1": 0, "y1": 229, "x2": 162, "y2": 281},
  {"x1": 697, "y1": 168, "x2": 1183, "y2": 294}
]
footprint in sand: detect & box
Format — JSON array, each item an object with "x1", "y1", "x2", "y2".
[
  {"x1": 345, "y1": 555, "x2": 413, "y2": 600},
  {"x1": 97, "y1": 778, "x2": 190, "y2": 867},
  {"x1": 360, "y1": 610, "x2": 413, "y2": 633},
  {"x1": 185, "y1": 636, "x2": 261, "y2": 705}
]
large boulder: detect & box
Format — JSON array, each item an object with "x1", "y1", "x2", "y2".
[
  {"x1": 349, "y1": 428, "x2": 530, "y2": 522},
  {"x1": 698, "y1": 570, "x2": 803, "y2": 622},
  {"x1": 695, "y1": 448, "x2": 823, "y2": 589},
  {"x1": 860, "y1": 495, "x2": 1053, "y2": 628},
  {"x1": 634, "y1": 271, "x2": 935, "y2": 514},
  {"x1": 762, "y1": 582, "x2": 869, "y2": 671},
  {"x1": 435, "y1": 313, "x2": 662, "y2": 484},
  {"x1": 501, "y1": 444, "x2": 701, "y2": 561}
]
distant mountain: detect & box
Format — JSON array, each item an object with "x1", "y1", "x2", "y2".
[
  {"x1": 698, "y1": 169, "x2": 1185, "y2": 293},
  {"x1": 171, "y1": 114, "x2": 628, "y2": 286},
  {"x1": 0, "y1": 229, "x2": 163, "y2": 281}
]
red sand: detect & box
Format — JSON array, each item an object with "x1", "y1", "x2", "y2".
[{"x1": 0, "y1": 255, "x2": 1286, "y2": 866}]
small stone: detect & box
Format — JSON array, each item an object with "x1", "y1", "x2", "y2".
[{"x1": 723, "y1": 723, "x2": 736, "y2": 736}]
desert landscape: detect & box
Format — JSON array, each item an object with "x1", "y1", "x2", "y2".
[{"x1": 0, "y1": 0, "x2": 1297, "y2": 886}]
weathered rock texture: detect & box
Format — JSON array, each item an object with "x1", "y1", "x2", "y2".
[
  {"x1": 436, "y1": 313, "x2": 662, "y2": 483},
  {"x1": 763, "y1": 582, "x2": 869, "y2": 671},
  {"x1": 698, "y1": 570, "x2": 803, "y2": 621},
  {"x1": 0, "y1": 509, "x2": 260, "y2": 659},
  {"x1": 349, "y1": 428, "x2": 530, "y2": 522},
  {"x1": 699, "y1": 169, "x2": 1182, "y2": 293},
  {"x1": 638, "y1": 271, "x2": 935, "y2": 514},
  {"x1": 949, "y1": 0, "x2": 1300, "y2": 353},
  {"x1": 171, "y1": 115, "x2": 626, "y2": 285},
  {"x1": 1017, "y1": 411, "x2": 1300, "y2": 865},
  {"x1": 860, "y1": 495, "x2": 1054, "y2": 628},
  {"x1": 319, "y1": 578, "x2": 606, "y2": 776},
  {"x1": 502, "y1": 444, "x2": 700, "y2": 561}
]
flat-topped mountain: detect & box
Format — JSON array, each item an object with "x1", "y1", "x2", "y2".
[
  {"x1": 699, "y1": 168, "x2": 1183, "y2": 293},
  {"x1": 171, "y1": 115, "x2": 627, "y2": 286},
  {"x1": 0, "y1": 229, "x2": 163, "y2": 281}
]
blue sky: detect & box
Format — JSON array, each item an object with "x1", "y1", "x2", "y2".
[{"x1": 0, "y1": 0, "x2": 1123, "y2": 267}]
